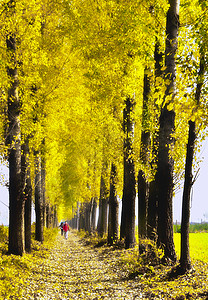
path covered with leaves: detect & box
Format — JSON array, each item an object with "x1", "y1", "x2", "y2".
[
  {"x1": 19, "y1": 231, "x2": 208, "y2": 300},
  {"x1": 21, "y1": 232, "x2": 143, "y2": 299}
]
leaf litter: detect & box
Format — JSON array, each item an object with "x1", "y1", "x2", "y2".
[{"x1": 19, "y1": 231, "x2": 208, "y2": 300}]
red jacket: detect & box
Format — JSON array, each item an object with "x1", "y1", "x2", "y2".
[{"x1": 63, "y1": 223, "x2": 69, "y2": 232}]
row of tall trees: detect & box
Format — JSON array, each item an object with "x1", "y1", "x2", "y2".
[
  {"x1": 67, "y1": 0, "x2": 208, "y2": 274},
  {"x1": 0, "y1": 0, "x2": 207, "y2": 274}
]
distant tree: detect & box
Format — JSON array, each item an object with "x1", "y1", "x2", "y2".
[
  {"x1": 35, "y1": 152, "x2": 44, "y2": 243},
  {"x1": 108, "y1": 163, "x2": 119, "y2": 245},
  {"x1": 91, "y1": 198, "x2": 97, "y2": 232},
  {"x1": 97, "y1": 165, "x2": 109, "y2": 237},
  {"x1": 22, "y1": 137, "x2": 32, "y2": 253}
]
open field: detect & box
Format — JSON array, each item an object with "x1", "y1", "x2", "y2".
[{"x1": 174, "y1": 232, "x2": 208, "y2": 262}]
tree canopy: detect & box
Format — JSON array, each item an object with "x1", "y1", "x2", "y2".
[{"x1": 0, "y1": 0, "x2": 207, "y2": 227}]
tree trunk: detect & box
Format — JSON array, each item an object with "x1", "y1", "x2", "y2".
[
  {"x1": 180, "y1": 54, "x2": 205, "y2": 273},
  {"x1": 180, "y1": 121, "x2": 195, "y2": 272},
  {"x1": 6, "y1": 25, "x2": 25, "y2": 255},
  {"x1": 91, "y1": 198, "x2": 97, "y2": 232},
  {"x1": 41, "y1": 160, "x2": 46, "y2": 227},
  {"x1": 120, "y1": 97, "x2": 136, "y2": 248},
  {"x1": 53, "y1": 205, "x2": 58, "y2": 228},
  {"x1": 156, "y1": 0, "x2": 179, "y2": 261},
  {"x1": 147, "y1": 40, "x2": 163, "y2": 240},
  {"x1": 138, "y1": 71, "x2": 151, "y2": 238},
  {"x1": 85, "y1": 201, "x2": 93, "y2": 233},
  {"x1": 35, "y1": 154, "x2": 44, "y2": 242},
  {"x1": 97, "y1": 169, "x2": 109, "y2": 237},
  {"x1": 24, "y1": 177, "x2": 32, "y2": 253},
  {"x1": 147, "y1": 180, "x2": 158, "y2": 240},
  {"x1": 46, "y1": 203, "x2": 51, "y2": 228},
  {"x1": 74, "y1": 201, "x2": 80, "y2": 230},
  {"x1": 108, "y1": 163, "x2": 119, "y2": 245},
  {"x1": 22, "y1": 138, "x2": 32, "y2": 253},
  {"x1": 138, "y1": 170, "x2": 148, "y2": 237}
]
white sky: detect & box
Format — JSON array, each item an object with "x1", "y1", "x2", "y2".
[{"x1": 173, "y1": 138, "x2": 208, "y2": 223}]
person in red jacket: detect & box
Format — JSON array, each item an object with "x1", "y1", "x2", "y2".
[{"x1": 63, "y1": 221, "x2": 69, "y2": 239}]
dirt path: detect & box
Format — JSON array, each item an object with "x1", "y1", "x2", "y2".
[{"x1": 22, "y1": 232, "x2": 143, "y2": 299}]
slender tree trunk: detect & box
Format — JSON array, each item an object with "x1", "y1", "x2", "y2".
[
  {"x1": 97, "y1": 198, "x2": 102, "y2": 233},
  {"x1": 147, "y1": 180, "x2": 158, "y2": 240},
  {"x1": 91, "y1": 197, "x2": 97, "y2": 232},
  {"x1": 97, "y1": 169, "x2": 109, "y2": 237},
  {"x1": 79, "y1": 203, "x2": 85, "y2": 231},
  {"x1": 156, "y1": 0, "x2": 179, "y2": 261},
  {"x1": 53, "y1": 205, "x2": 58, "y2": 228},
  {"x1": 35, "y1": 153, "x2": 44, "y2": 242},
  {"x1": 180, "y1": 55, "x2": 205, "y2": 273},
  {"x1": 138, "y1": 170, "x2": 148, "y2": 237},
  {"x1": 138, "y1": 71, "x2": 151, "y2": 238},
  {"x1": 180, "y1": 121, "x2": 195, "y2": 271},
  {"x1": 120, "y1": 97, "x2": 136, "y2": 248},
  {"x1": 75, "y1": 201, "x2": 80, "y2": 230},
  {"x1": 147, "y1": 40, "x2": 163, "y2": 240},
  {"x1": 85, "y1": 201, "x2": 93, "y2": 233},
  {"x1": 46, "y1": 203, "x2": 50, "y2": 228},
  {"x1": 108, "y1": 163, "x2": 119, "y2": 245},
  {"x1": 41, "y1": 160, "x2": 46, "y2": 227},
  {"x1": 22, "y1": 138, "x2": 32, "y2": 253}
]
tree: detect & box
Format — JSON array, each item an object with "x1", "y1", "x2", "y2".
[
  {"x1": 155, "y1": 0, "x2": 180, "y2": 261},
  {"x1": 147, "y1": 40, "x2": 164, "y2": 241},
  {"x1": 97, "y1": 165, "x2": 109, "y2": 237},
  {"x1": 35, "y1": 152, "x2": 44, "y2": 243},
  {"x1": 180, "y1": 41, "x2": 206, "y2": 273},
  {"x1": 120, "y1": 97, "x2": 136, "y2": 248},
  {"x1": 108, "y1": 163, "x2": 119, "y2": 245},
  {"x1": 5, "y1": 0, "x2": 25, "y2": 255},
  {"x1": 22, "y1": 137, "x2": 32, "y2": 253},
  {"x1": 138, "y1": 69, "x2": 151, "y2": 239}
]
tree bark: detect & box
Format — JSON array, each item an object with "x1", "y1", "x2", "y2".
[
  {"x1": 138, "y1": 170, "x2": 148, "y2": 237},
  {"x1": 120, "y1": 97, "x2": 136, "y2": 248},
  {"x1": 138, "y1": 71, "x2": 151, "y2": 238},
  {"x1": 53, "y1": 205, "x2": 58, "y2": 228},
  {"x1": 156, "y1": 0, "x2": 179, "y2": 261},
  {"x1": 97, "y1": 168, "x2": 109, "y2": 237},
  {"x1": 46, "y1": 203, "x2": 51, "y2": 228},
  {"x1": 6, "y1": 19, "x2": 25, "y2": 255},
  {"x1": 22, "y1": 138, "x2": 32, "y2": 253},
  {"x1": 74, "y1": 201, "x2": 80, "y2": 230},
  {"x1": 41, "y1": 159, "x2": 46, "y2": 227},
  {"x1": 147, "y1": 40, "x2": 163, "y2": 240},
  {"x1": 108, "y1": 163, "x2": 119, "y2": 245},
  {"x1": 91, "y1": 197, "x2": 97, "y2": 232},
  {"x1": 35, "y1": 153, "x2": 44, "y2": 242},
  {"x1": 78, "y1": 203, "x2": 84, "y2": 231},
  {"x1": 180, "y1": 54, "x2": 205, "y2": 273},
  {"x1": 180, "y1": 121, "x2": 195, "y2": 271},
  {"x1": 85, "y1": 200, "x2": 93, "y2": 233}
]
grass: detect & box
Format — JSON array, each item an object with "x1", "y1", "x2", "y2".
[
  {"x1": 135, "y1": 225, "x2": 208, "y2": 263},
  {"x1": 174, "y1": 232, "x2": 208, "y2": 262}
]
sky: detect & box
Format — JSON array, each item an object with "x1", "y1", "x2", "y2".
[
  {"x1": 173, "y1": 138, "x2": 208, "y2": 223},
  {"x1": 0, "y1": 140, "x2": 208, "y2": 225}
]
